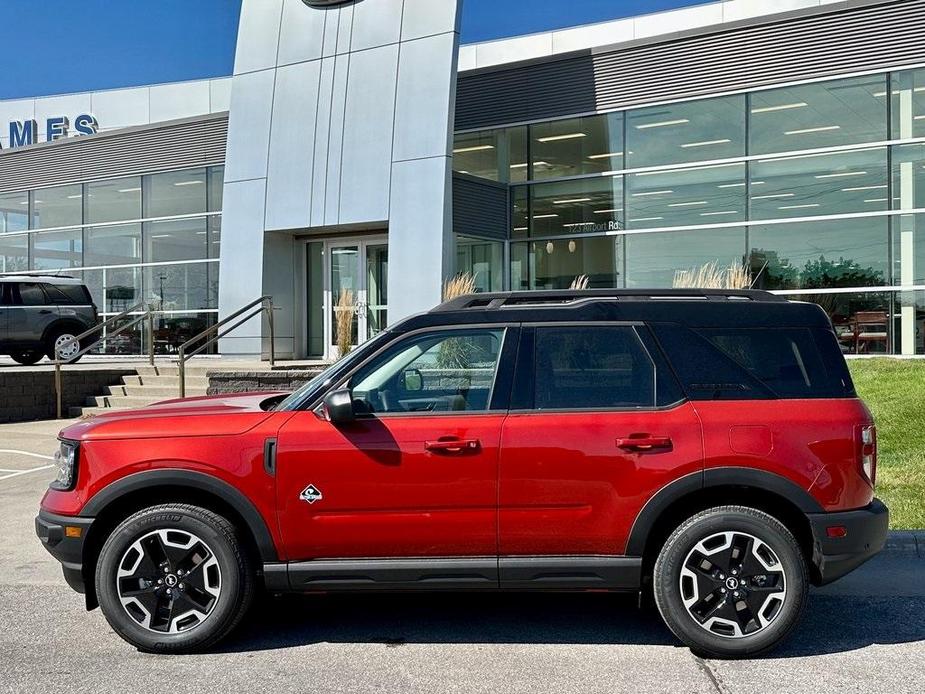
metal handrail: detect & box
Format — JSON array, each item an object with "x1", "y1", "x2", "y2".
[
  {"x1": 177, "y1": 296, "x2": 275, "y2": 398},
  {"x1": 55, "y1": 301, "x2": 157, "y2": 419}
]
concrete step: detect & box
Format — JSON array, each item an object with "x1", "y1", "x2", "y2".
[
  {"x1": 91, "y1": 395, "x2": 175, "y2": 409},
  {"x1": 106, "y1": 384, "x2": 209, "y2": 398},
  {"x1": 119, "y1": 375, "x2": 209, "y2": 389}
]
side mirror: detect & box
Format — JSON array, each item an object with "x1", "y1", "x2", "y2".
[
  {"x1": 401, "y1": 368, "x2": 424, "y2": 392},
  {"x1": 322, "y1": 388, "x2": 355, "y2": 426}
]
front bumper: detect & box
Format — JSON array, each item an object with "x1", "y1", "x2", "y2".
[
  {"x1": 807, "y1": 498, "x2": 889, "y2": 585},
  {"x1": 35, "y1": 509, "x2": 95, "y2": 595}
]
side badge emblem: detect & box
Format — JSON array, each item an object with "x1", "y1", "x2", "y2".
[{"x1": 300, "y1": 484, "x2": 323, "y2": 504}]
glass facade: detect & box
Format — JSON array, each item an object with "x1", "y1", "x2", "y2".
[
  {"x1": 453, "y1": 69, "x2": 925, "y2": 354},
  {"x1": 0, "y1": 165, "x2": 223, "y2": 354}
]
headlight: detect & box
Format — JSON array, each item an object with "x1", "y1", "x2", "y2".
[{"x1": 52, "y1": 440, "x2": 79, "y2": 490}]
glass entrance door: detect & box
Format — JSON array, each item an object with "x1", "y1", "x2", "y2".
[{"x1": 325, "y1": 237, "x2": 388, "y2": 357}]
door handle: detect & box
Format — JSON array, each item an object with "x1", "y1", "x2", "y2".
[
  {"x1": 39, "y1": 309, "x2": 53, "y2": 314},
  {"x1": 616, "y1": 435, "x2": 672, "y2": 451},
  {"x1": 425, "y1": 438, "x2": 481, "y2": 453}
]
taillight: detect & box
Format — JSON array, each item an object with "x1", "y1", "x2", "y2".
[{"x1": 857, "y1": 424, "x2": 877, "y2": 487}]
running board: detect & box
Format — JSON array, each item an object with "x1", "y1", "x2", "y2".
[{"x1": 263, "y1": 556, "x2": 642, "y2": 592}]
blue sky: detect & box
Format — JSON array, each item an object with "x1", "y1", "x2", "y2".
[{"x1": 0, "y1": 0, "x2": 705, "y2": 100}]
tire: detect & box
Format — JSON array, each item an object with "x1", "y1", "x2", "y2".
[
  {"x1": 9, "y1": 349, "x2": 43, "y2": 365},
  {"x1": 95, "y1": 504, "x2": 255, "y2": 653},
  {"x1": 653, "y1": 506, "x2": 808, "y2": 659},
  {"x1": 46, "y1": 329, "x2": 83, "y2": 363}
]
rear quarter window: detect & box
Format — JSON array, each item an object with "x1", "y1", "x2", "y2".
[{"x1": 42, "y1": 283, "x2": 92, "y2": 305}]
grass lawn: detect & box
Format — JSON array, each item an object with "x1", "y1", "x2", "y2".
[{"x1": 848, "y1": 358, "x2": 925, "y2": 529}]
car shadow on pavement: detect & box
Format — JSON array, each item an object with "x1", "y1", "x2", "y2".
[{"x1": 218, "y1": 591, "x2": 925, "y2": 657}]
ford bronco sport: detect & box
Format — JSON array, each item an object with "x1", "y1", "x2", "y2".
[{"x1": 36, "y1": 289, "x2": 888, "y2": 657}]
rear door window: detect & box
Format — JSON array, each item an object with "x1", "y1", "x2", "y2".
[
  {"x1": 42, "y1": 283, "x2": 91, "y2": 305},
  {"x1": 532, "y1": 325, "x2": 656, "y2": 410}
]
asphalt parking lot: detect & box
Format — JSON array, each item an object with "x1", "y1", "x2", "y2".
[{"x1": 1, "y1": 418, "x2": 923, "y2": 694}]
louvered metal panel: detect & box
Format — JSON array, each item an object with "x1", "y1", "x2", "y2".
[
  {"x1": 0, "y1": 114, "x2": 228, "y2": 193},
  {"x1": 453, "y1": 174, "x2": 508, "y2": 241},
  {"x1": 456, "y1": 0, "x2": 925, "y2": 130}
]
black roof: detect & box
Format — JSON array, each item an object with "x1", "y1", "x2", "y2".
[{"x1": 396, "y1": 288, "x2": 831, "y2": 331}]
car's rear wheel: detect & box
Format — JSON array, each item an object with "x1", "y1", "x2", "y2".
[
  {"x1": 46, "y1": 329, "x2": 83, "y2": 363},
  {"x1": 95, "y1": 504, "x2": 255, "y2": 653},
  {"x1": 9, "y1": 349, "x2": 43, "y2": 365},
  {"x1": 653, "y1": 506, "x2": 808, "y2": 659}
]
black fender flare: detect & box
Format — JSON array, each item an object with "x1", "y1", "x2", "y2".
[
  {"x1": 80, "y1": 468, "x2": 279, "y2": 562},
  {"x1": 625, "y1": 466, "x2": 824, "y2": 556}
]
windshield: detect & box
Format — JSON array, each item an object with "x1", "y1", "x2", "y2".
[{"x1": 275, "y1": 330, "x2": 394, "y2": 411}]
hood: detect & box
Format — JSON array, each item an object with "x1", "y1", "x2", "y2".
[{"x1": 60, "y1": 391, "x2": 289, "y2": 441}]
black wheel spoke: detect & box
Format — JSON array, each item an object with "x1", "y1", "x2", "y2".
[
  {"x1": 143, "y1": 533, "x2": 171, "y2": 572},
  {"x1": 175, "y1": 542, "x2": 212, "y2": 578},
  {"x1": 689, "y1": 588, "x2": 726, "y2": 622}
]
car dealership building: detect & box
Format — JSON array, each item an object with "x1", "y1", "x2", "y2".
[{"x1": 1, "y1": 0, "x2": 924, "y2": 359}]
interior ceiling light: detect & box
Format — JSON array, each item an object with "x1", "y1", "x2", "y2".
[
  {"x1": 593, "y1": 208, "x2": 623, "y2": 214},
  {"x1": 779, "y1": 203, "x2": 821, "y2": 209},
  {"x1": 842, "y1": 185, "x2": 887, "y2": 191},
  {"x1": 632, "y1": 216, "x2": 664, "y2": 221},
  {"x1": 533, "y1": 214, "x2": 559, "y2": 219},
  {"x1": 680, "y1": 139, "x2": 731, "y2": 148},
  {"x1": 537, "y1": 132, "x2": 587, "y2": 142},
  {"x1": 174, "y1": 180, "x2": 204, "y2": 186},
  {"x1": 751, "y1": 193, "x2": 795, "y2": 200},
  {"x1": 118, "y1": 187, "x2": 141, "y2": 193},
  {"x1": 631, "y1": 190, "x2": 673, "y2": 197},
  {"x1": 814, "y1": 171, "x2": 867, "y2": 179},
  {"x1": 552, "y1": 198, "x2": 592, "y2": 205},
  {"x1": 668, "y1": 201, "x2": 709, "y2": 207},
  {"x1": 784, "y1": 125, "x2": 841, "y2": 135},
  {"x1": 751, "y1": 102, "x2": 808, "y2": 113},
  {"x1": 700, "y1": 210, "x2": 739, "y2": 216},
  {"x1": 588, "y1": 152, "x2": 623, "y2": 159},
  {"x1": 635, "y1": 119, "x2": 689, "y2": 129},
  {"x1": 452, "y1": 144, "x2": 494, "y2": 153}
]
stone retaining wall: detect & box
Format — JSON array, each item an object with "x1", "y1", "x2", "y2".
[
  {"x1": 207, "y1": 369, "x2": 326, "y2": 395},
  {"x1": 0, "y1": 368, "x2": 136, "y2": 423}
]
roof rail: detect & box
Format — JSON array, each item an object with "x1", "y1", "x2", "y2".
[
  {"x1": 435, "y1": 288, "x2": 786, "y2": 312},
  {"x1": 0, "y1": 271, "x2": 77, "y2": 280}
]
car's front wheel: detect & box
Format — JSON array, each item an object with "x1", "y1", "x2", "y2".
[
  {"x1": 653, "y1": 505, "x2": 808, "y2": 659},
  {"x1": 95, "y1": 504, "x2": 255, "y2": 653}
]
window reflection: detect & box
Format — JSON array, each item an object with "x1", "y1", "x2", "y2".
[
  {"x1": 750, "y1": 148, "x2": 887, "y2": 220},
  {"x1": 0, "y1": 233, "x2": 28, "y2": 272},
  {"x1": 531, "y1": 113, "x2": 623, "y2": 180},
  {"x1": 626, "y1": 162, "x2": 745, "y2": 229},
  {"x1": 144, "y1": 218, "x2": 208, "y2": 263},
  {"x1": 0, "y1": 191, "x2": 28, "y2": 233},
  {"x1": 749, "y1": 217, "x2": 888, "y2": 290},
  {"x1": 624, "y1": 228, "x2": 746, "y2": 287},
  {"x1": 31, "y1": 228, "x2": 82, "y2": 270},
  {"x1": 892, "y1": 213, "x2": 925, "y2": 286},
  {"x1": 455, "y1": 236, "x2": 503, "y2": 291},
  {"x1": 84, "y1": 223, "x2": 141, "y2": 266},
  {"x1": 890, "y1": 69, "x2": 925, "y2": 140},
  {"x1": 626, "y1": 95, "x2": 745, "y2": 168},
  {"x1": 144, "y1": 168, "x2": 207, "y2": 218},
  {"x1": 144, "y1": 262, "x2": 210, "y2": 311},
  {"x1": 453, "y1": 128, "x2": 527, "y2": 182},
  {"x1": 750, "y1": 75, "x2": 886, "y2": 155},
  {"x1": 511, "y1": 236, "x2": 623, "y2": 290}
]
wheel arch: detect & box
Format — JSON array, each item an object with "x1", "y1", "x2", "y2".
[
  {"x1": 79, "y1": 469, "x2": 279, "y2": 610},
  {"x1": 628, "y1": 467, "x2": 823, "y2": 583},
  {"x1": 41, "y1": 318, "x2": 89, "y2": 346}
]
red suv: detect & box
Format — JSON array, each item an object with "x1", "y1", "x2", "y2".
[{"x1": 36, "y1": 289, "x2": 888, "y2": 657}]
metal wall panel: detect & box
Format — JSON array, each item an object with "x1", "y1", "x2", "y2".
[
  {"x1": 456, "y1": 0, "x2": 925, "y2": 130},
  {"x1": 0, "y1": 114, "x2": 228, "y2": 193},
  {"x1": 452, "y1": 174, "x2": 508, "y2": 241}
]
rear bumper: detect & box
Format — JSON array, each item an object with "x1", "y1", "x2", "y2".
[
  {"x1": 35, "y1": 509, "x2": 94, "y2": 595},
  {"x1": 807, "y1": 498, "x2": 889, "y2": 585}
]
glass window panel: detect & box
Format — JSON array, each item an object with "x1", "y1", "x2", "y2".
[
  {"x1": 750, "y1": 75, "x2": 887, "y2": 155},
  {"x1": 624, "y1": 227, "x2": 746, "y2": 288},
  {"x1": 792, "y1": 292, "x2": 892, "y2": 355},
  {"x1": 453, "y1": 128, "x2": 527, "y2": 183},
  {"x1": 510, "y1": 236, "x2": 624, "y2": 290},
  {"x1": 208, "y1": 215, "x2": 221, "y2": 258},
  {"x1": 86, "y1": 177, "x2": 141, "y2": 224},
  {"x1": 144, "y1": 218, "x2": 208, "y2": 262},
  {"x1": 891, "y1": 143, "x2": 925, "y2": 211},
  {"x1": 101, "y1": 266, "x2": 142, "y2": 313},
  {"x1": 890, "y1": 69, "x2": 925, "y2": 140},
  {"x1": 893, "y1": 213, "x2": 925, "y2": 287},
  {"x1": 626, "y1": 162, "x2": 745, "y2": 229},
  {"x1": 749, "y1": 148, "x2": 887, "y2": 220},
  {"x1": 0, "y1": 191, "x2": 29, "y2": 232},
  {"x1": 31, "y1": 228, "x2": 82, "y2": 270},
  {"x1": 455, "y1": 236, "x2": 503, "y2": 291},
  {"x1": 626, "y1": 95, "x2": 745, "y2": 168},
  {"x1": 529, "y1": 177, "x2": 624, "y2": 237},
  {"x1": 0, "y1": 233, "x2": 28, "y2": 273},
  {"x1": 208, "y1": 165, "x2": 224, "y2": 212},
  {"x1": 144, "y1": 168, "x2": 207, "y2": 218},
  {"x1": 145, "y1": 262, "x2": 211, "y2": 311},
  {"x1": 749, "y1": 217, "x2": 889, "y2": 290},
  {"x1": 895, "y1": 290, "x2": 925, "y2": 355},
  {"x1": 150, "y1": 312, "x2": 217, "y2": 355},
  {"x1": 534, "y1": 326, "x2": 655, "y2": 409},
  {"x1": 530, "y1": 113, "x2": 623, "y2": 180},
  {"x1": 512, "y1": 186, "x2": 528, "y2": 239},
  {"x1": 84, "y1": 223, "x2": 141, "y2": 266},
  {"x1": 31, "y1": 184, "x2": 82, "y2": 229}
]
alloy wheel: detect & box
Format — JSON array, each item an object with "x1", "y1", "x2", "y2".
[
  {"x1": 54, "y1": 333, "x2": 80, "y2": 360},
  {"x1": 679, "y1": 530, "x2": 787, "y2": 638},
  {"x1": 116, "y1": 528, "x2": 222, "y2": 634}
]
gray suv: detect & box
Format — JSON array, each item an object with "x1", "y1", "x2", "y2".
[{"x1": 0, "y1": 276, "x2": 98, "y2": 365}]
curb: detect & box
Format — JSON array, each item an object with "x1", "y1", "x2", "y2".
[{"x1": 882, "y1": 530, "x2": 924, "y2": 558}]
